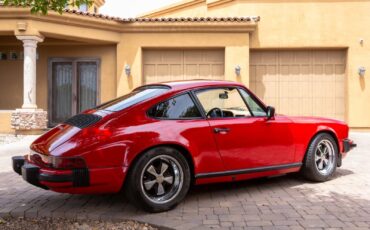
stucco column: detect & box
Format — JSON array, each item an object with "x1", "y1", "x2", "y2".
[
  {"x1": 16, "y1": 35, "x2": 44, "y2": 109},
  {"x1": 11, "y1": 35, "x2": 47, "y2": 133}
]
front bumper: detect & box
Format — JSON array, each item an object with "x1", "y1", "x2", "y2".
[
  {"x1": 343, "y1": 138, "x2": 357, "y2": 153},
  {"x1": 12, "y1": 156, "x2": 89, "y2": 190},
  {"x1": 337, "y1": 138, "x2": 356, "y2": 167}
]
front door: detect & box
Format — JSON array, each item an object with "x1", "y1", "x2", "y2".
[
  {"x1": 48, "y1": 59, "x2": 99, "y2": 126},
  {"x1": 194, "y1": 87, "x2": 295, "y2": 171}
]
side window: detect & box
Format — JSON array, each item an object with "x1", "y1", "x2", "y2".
[
  {"x1": 195, "y1": 88, "x2": 251, "y2": 118},
  {"x1": 239, "y1": 89, "x2": 267, "y2": 117},
  {"x1": 148, "y1": 93, "x2": 202, "y2": 119}
]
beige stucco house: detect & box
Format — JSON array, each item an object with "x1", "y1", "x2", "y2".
[{"x1": 0, "y1": 0, "x2": 369, "y2": 134}]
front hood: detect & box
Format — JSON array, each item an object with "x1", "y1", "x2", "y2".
[
  {"x1": 30, "y1": 110, "x2": 113, "y2": 155},
  {"x1": 287, "y1": 116, "x2": 346, "y2": 125}
]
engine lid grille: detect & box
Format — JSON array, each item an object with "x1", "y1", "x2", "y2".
[{"x1": 64, "y1": 114, "x2": 102, "y2": 129}]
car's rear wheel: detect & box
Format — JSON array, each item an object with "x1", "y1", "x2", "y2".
[
  {"x1": 301, "y1": 133, "x2": 338, "y2": 182},
  {"x1": 125, "y1": 147, "x2": 191, "y2": 212}
]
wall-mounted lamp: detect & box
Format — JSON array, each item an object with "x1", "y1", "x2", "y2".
[
  {"x1": 235, "y1": 65, "x2": 241, "y2": 76},
  {"x1": 359, "y1": 38, "x2": 364, "y2": 46},
  {"x1": 125, "y1": 64, "x2": 131, "y2": 77},
  {"x1": 358, "y1": 66, "x2": 366, "y2": 77}
]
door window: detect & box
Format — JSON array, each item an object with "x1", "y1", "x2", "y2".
[
  {"x1": 195, "y1": 88, "x2": 251, "y2": 118},
  {"x1": 239, "y1": 89, "x2": 267, "y2": 117},
  {"x1": 148, "y1": 93, "x2": 202, "y2": 119}
]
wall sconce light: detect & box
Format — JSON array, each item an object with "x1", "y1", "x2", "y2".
[
  {"x1": 125, "y1": 64, "x2": 131, "y2": 77},
  {"x1": 359, "y1": 38, "x2": 364, "y2": 46},
  {"x1": 358, "y1": 66, "x2": 366, "y2": 77},
  {"x1": 235, "y1": 65, "x2": 241, "y2": 76}
]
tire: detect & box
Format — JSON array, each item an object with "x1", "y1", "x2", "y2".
[
  {"x1": 125, "y1": 146, "x2": 191, "y2": 212},
  {"x1": 301, "y1": 133, "x2": 338, "y2": 182}
]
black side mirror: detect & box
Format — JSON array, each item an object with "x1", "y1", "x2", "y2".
[{"x1": 267, "y1": 106, "x2": 275, "y2": 120}]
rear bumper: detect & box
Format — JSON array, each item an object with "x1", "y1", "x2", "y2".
[
  {"x1": 13, "y1": 156, "x2": 89, "y2": 190},
  {"x1": 12, "y1": 156, "x2": 126, "y2": 194},
  {"x1": 343, "y1": 138, "x2": 356, "y2": 153}
]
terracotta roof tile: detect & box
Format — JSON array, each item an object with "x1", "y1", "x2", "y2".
[
  {"x1": 63, "y1": 9, "x2": 260, "y2": 23},
  {"x1": 0, "y1": 5, "x2": 259, "y2": 23}
]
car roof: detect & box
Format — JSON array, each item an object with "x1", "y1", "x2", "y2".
[{"x1": 145, "y1": 80, "x2": 245, "y2": 92}]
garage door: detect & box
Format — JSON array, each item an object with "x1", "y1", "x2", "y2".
[
  {"x1": 143, "y1": 49, "x2": 224, "y2": 84},
  {"x1": 250, "y1": 50, "x2": 346, "y2": 120}
]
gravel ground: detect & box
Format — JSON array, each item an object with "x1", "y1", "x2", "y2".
[{"x1": 0, "y1": 217, "x2": 158, "y2": 230}]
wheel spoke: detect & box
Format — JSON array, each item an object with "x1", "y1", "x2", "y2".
[
  {"x1": 160, "y1": 162, "x2": 169, "y2": 175},
  {"x1": 163, "y1": 176, "x2": 174, "y2": 184},
  {"x1": 144, "y1": 180, "x2": 157, "y2": 190},
  {"x1": 318, "y1": 159, "x2": 324, "y2": 170},
  {"x1": 147, "y1": 165, "x2": 158, "y2": 177},
  {"x1": 323, "y1": 158, "x2": 329, "y2": 166},
  {"x1": 323, "y1": 146, "x2": 329, "y2": 155},
  {"x1": 157, "y1": 183, "x2": 165, "y2": 195}
]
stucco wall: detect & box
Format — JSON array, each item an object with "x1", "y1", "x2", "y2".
[
  {"x1": 116, "y1": 32, "x2": 250, "y2": 96},
  {"x1": 0, "y1": 46, "x2": 23, "y2": 110}
]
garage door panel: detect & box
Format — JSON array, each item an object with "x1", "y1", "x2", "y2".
[
  {"x1": 184, "y1": 50, "x2": 202, "y2": 63},
  {"x1": 157, "y1": 64, "x2": 169, "y2": 76},
  {"x1": 335, "y1": 65, "x2": 345, "y2": 75},
  {"x1": 170, "y1": 65, "x2": 182, "y2": 76},
  {"x1": 163, "y1": 51, "x2": 183, "y2": 63},
  {"x1": 313, "y1": 64, "x2": 324, "y2": 75},
  {"x1": 144, "y1": 49, "x2": 224, "y2": 84},
  {"x1": 205, "y1": 50, "x2": 225, "y2": 63},
  {"x1": 199, "y1": 64, "x2": 210, "y2": 76},
  {"x1": 255, "y1": 66, "x2": 266, "y2": 82},
  {"x1": 184, "y1": 64, "x2": 197, "y2": 77},
  {"x1": 211, "y1": 64, "x2": 224, "y2": 79},
  {"x1": 295, "y1": 51, "x2": 311, "y2": 63},
  {"x1": 250, "y1": 50, "x2": 346, "y2": 120},
  {"x1": 325, "y1": 64, "x2": 335, "y2": 75}
]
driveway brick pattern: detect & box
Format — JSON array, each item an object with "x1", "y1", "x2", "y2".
[{"x1": 0, "y1": 133, "x2": 369, "y2": 229}]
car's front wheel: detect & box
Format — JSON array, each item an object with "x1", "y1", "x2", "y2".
[
  {"x1": 301, "y1": 133, "x2": 338, "y2": 182},
  {"x1": 125, "y1": 147, "x2": 191, "y2": 212}
]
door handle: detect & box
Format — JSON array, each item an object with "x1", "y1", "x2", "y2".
[{"x1": 214, "y1": 127, "x2": 230, "y2": 134}]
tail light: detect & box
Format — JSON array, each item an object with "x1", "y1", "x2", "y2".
[
  {"x1": 29, "y1": 151, "x2": 86, "y2": 170},
  {"x1": 51, "y1": 157, "x2": 86, "y2": 169}
]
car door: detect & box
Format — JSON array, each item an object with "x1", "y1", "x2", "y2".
[{"x1": 194, "y1": 87, "x2": 295, "y2": 171}]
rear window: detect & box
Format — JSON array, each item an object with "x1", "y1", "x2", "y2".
[{"x1": 96, "y1": 86, "x2": 169, "y2": 112}]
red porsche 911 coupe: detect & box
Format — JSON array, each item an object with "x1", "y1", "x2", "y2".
[{"x1": 12, "y1": 80, "x2": 356, "y2": 212}]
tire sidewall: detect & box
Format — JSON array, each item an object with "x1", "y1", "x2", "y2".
[
  {"x1": 305, "y1": 133, "x2": 338, "y2": 181},
  {"x1": 129, "y1": 147, "x2": 191, "y2": 212}
]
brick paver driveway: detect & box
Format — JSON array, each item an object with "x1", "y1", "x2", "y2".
[{"x1": 0, "y1": 133, "x2": 369, "y2": 230}]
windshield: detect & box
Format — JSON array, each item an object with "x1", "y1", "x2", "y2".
[{"x1": 96, "y1": 86, "x2": 170, "y2": 112}]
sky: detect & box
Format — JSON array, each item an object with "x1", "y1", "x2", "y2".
[{"x1": 99, "y1": 0, "x2": 181, "y2": 18}]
